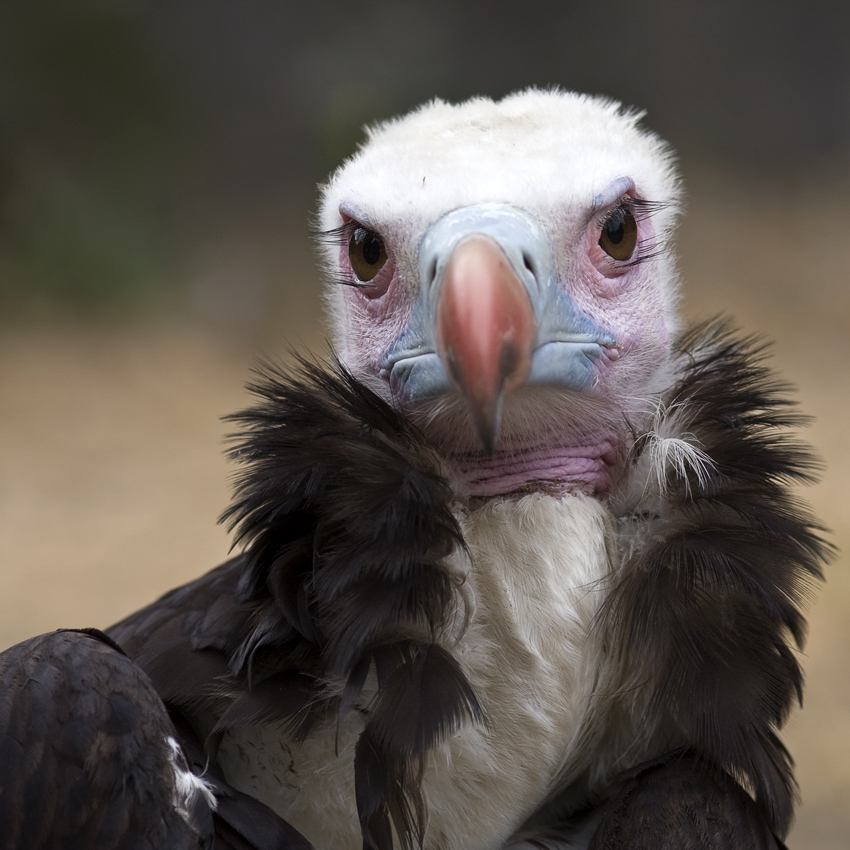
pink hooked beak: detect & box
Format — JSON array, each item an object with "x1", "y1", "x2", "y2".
[{"x1": 435, "y1": 237, "x2": 537, "y2": 453}]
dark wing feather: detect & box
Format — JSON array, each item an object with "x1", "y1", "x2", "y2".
[
  {"x1": 507, "y1": 753, "x2": 787, "y2": 850},
  {"x1": 210, "y1": 787, "x2": 315, "y2": 850},
  {"x1": 605, "y1": 319, "x2": 831, "y2": 838},
  {"x1": 0, "y1": 628, "x2": 212, "y2": 850},
  {"x1": 109, "y1": 560, "x2": 243, "y2": 717},
  {"x1": 169, "y1": 713, "x2": 315, "y2": 850},
  {"x1": 586, "y1": 752, "x2": 787, "y2": 850}
]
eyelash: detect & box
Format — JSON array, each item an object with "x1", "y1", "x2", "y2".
[
  {"x1": 317, "y1": 220, "x2": 386, "y2": 288},
  {"x1": 600, "y1": 197, "x2": 671, "y2": 267},
  {"x1": 318, "y1": 220, "x2": 361, "y2": 247}
]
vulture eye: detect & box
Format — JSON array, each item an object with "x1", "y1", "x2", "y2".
[
  {"x1": 599, "y1": 206, "x2": 637, "y2": 261},
  {"x1": 349, "y1": 226, "x2": 388, "y2": 282}
]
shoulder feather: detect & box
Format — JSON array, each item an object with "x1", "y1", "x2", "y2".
[{"x1": 606, "y1": 318, "x2": 831, "y2": 838}]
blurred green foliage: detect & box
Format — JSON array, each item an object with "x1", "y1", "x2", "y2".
[{"x1": 0, "y1": 1, "x2": 185, "y2": 312}]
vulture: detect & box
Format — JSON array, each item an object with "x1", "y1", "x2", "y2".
[{"x1": 0, "y1": 89, "x2": 829, "y2": 850}]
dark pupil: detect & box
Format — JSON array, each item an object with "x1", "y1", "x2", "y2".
[
  {"x1": 605, "y1": 215, "x2": 625, "y2": 245},
  {"x1": 356, "y1": 229, "x2": 383, "y2": 264}
]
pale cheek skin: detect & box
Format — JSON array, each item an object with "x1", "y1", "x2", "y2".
[
  {"x1": 568, "y1": 226, "x2": 671, "y2": 399},
  {"x1": 341, "y1": 266, "x2": 413, "y2": 380},
  {"x1": 578, "y1": 262, "x2": 669, "y2": 354}
]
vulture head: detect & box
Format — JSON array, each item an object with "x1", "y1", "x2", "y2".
[{"x1": 319, "y1": 89, "x2": 681, "y2": 495}]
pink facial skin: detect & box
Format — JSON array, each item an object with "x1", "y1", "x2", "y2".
[
  {"x1": 561, "y1": 196, "x2": 672, "y2": 415},
  {"x1": 336, "y1": 235, "x2": 413, "y2": 384},
  {"x1": 577, "y1": 196, "x2": 670, "y2": 353},
  {"x1": 455, "y1": 437, "x2": 621, "y2": 498}
]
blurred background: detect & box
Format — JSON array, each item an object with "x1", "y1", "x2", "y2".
[{"x1": 0, "y1": 1, "x2": 848, "y2": 845}]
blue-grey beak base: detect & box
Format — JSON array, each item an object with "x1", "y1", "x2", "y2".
[{"x1": 384, "y1": 204, "x2": 614, "y2": 406}]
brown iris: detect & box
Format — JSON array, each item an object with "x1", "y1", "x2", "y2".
[
  {"x1": 599, "y1": 206, "x2": 637, "y2": 261},
  {"x1": 349, "y1": 226, "x2": 388, "y2": 281}
]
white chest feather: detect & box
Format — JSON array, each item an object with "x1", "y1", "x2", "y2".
[{"x1": 218, "y1": 494, "x2": 625, "y2": 850}]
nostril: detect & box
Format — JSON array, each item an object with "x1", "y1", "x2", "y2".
[
  {"x1": 427, "y1": 257, "x2": 438, "y2": 286},
  {"x1": 522, "y1": 253, "x2": 535, "y2": 278}
]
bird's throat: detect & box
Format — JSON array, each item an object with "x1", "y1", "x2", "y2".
[{"x1": 452, "y1": 437, "x2": 620, "y2": 499}]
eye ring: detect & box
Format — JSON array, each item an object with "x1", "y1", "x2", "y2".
[
  {"x1": 349, "y1": 226, "x2": 388, "y2": 281},
  {"x1": 598, "y1": 205, "x2": 637, "y2": 261}
]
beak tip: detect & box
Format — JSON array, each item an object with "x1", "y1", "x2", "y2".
[
  {"x1": 470, "y1": 395, "x2": 502, "y2": 455},
  {"x1": 480, "y1": 433, "x2": 497, "y2": 456},
  {"x1": 477, "y1": 428, "x2": 496, "y2": 456}
]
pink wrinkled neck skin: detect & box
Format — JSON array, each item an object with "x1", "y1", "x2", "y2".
[{"x1": 452, "y1": 437, "x2": 620, "y2": 499}]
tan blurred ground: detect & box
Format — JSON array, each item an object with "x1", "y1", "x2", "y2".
[{"x1": 1, "y1": 172, "x2": 848, "y2": 848}]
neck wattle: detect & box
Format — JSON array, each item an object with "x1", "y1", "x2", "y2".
[{"x1": 451, "y1": 437, "x2": 620, "y2": 499}]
